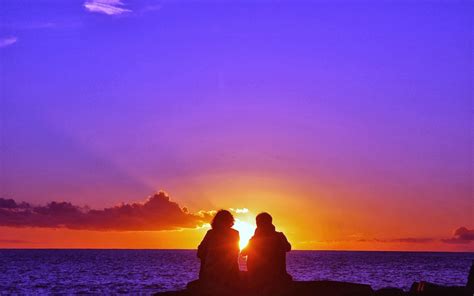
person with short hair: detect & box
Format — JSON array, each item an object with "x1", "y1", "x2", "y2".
[{"x1": 242, "y1": 212, "x2": 292, "y2": 293}]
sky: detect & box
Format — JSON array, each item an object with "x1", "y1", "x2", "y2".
[{"x1": 0, "y1": 0, "x2": 473, "y2": 251}]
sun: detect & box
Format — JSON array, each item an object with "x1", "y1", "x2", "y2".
[{"x1": 233, "y1": 219, "x2": 256, "y2": 250}]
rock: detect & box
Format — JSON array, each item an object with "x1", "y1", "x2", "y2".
[
  {"x1": 375, "y1": 287, "x2": 406, "y2": 296},
  {"x1": 155, "y1": 280, "x2": 374, "y2": 296},
  {"x1": 154, "y1": 292, "x2": 189, "y2": 296},
  {"x1": 155, "y1": 264, "x2": 474, "y2": 296},
  {"x1": 292, "y1": 280, "x2": 374, "y2": 296},
  {"x1": 467, "y1": 260, "x2": 474, "y2": 292},
  {"x1": 409, "y1": 281, "x2": 471, "y2": 296}
]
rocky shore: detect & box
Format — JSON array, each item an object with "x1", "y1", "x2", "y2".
[{"x1": 154, "y1": 261, "x2": 474, "y2": 296}]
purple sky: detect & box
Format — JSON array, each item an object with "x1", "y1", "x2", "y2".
[{"x1": 0, "y1": 1, "x2": 472, "y2": 249}]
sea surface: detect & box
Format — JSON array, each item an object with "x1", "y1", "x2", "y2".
[{"x1": 0, "y1": 249, "x2": 472, "y2": 295}]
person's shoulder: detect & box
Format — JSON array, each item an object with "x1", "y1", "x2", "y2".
[{"x1": 227, "y1": 228, "x2": 239, "y2": 238}]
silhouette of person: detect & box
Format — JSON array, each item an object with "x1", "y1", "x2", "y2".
[
  {"x1": 197, "y1": 210, "x2": 240, "y2": 290},
  {"x1": 241, "y1": 212, "x2": 292, "y2": 293}
]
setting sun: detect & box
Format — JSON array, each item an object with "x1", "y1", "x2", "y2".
[{"x1": 233, "y1": 219, "x2": 256, "y2": 250}]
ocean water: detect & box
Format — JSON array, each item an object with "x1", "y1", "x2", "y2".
[{"x1": 0, "y1": 250, "x2": 472, "y2": 295}]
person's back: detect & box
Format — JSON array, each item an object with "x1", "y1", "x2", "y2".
[
  {"x1": 198, "y1": 227, "x2": 240, "y2": 283},
  {"x1": 197, "y1": 210, "x2": 240, "y2": 290},
  {"x1": 242, "y1": 212, "x2": 292, "y2": 291},
  {"x1": 244, "y1": 229, "x2": 290, "y2": 280}
]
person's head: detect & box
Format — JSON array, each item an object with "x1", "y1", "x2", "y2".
[
  {"x1": 211, "y1": 210, "x2": 234, "y2": 230},
  {"x1": 256, "y1": 212, "x2": 273, "y2": 228}
]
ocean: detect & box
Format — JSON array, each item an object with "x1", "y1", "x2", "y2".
[{"x1": 1, "y1": 250, "x2": 472, "y2": 295}]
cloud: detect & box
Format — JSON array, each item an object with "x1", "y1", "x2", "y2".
[
  {"x1": 442, "y1": 227, "x2": 474, "y2": 244},
  {"x1": 0, "y1": 198, "x2": 17, "y2": 208},
  {"x1": 0, "y1": 239, "x2": 35, "y2": 244},
  {"x1": 84, "y1": 0, "x2": 131, "y2": 15},
  {"x1": 305, "y1": 237, "x2": 435, "y2": 244},
  {"x1": 0, "y1": 37, "x2": 17, "y2": 48},
  {"x1": 230, "y1": 208, "x2": 249, "y2": 214},
  {"x1": 0, "y1": 198, "x2": 30, "y2": 209},
  {"x1": 0, "y1": 192, "x2": 212, "y2": 231},
  {"x1": 390, "y1": 238, "x2": 435, "y2": 243},
  {"x1": 356, "y1": 238, "x2": 435, "y2": 244}
]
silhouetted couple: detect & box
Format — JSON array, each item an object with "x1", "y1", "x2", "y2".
[{"x1": 195, "y1": 210, "x2": 291, "y2": 295}]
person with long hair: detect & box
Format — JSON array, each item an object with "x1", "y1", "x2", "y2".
[{"x1": 197, "y1": 210, "x2": 240, "y2": 290}]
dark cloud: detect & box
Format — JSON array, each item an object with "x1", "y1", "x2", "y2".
[
  {"x1": 0, "y1": 239, "x2": 35, "y2": 244},
  {"x1": 314, "y1": 237, "x2": 435, "y2": 244},
  {"x1": 320, "y1": 230, "x2": 474, "y2": 245},
  {"x1": 355, "y1": 238, "x2": 435, "y2": 244},
  {"x1": 0, "y1": 198, "x2": 29, "y2": 209},
  {"x1": 442, "y1": 227, "x2": 474, "y2": 244},
  {"x1": 0, "y1": 192, "x2": 212, "y2": 231},
  {"x1": 390, "y1": 238, "x2": 435, "y2": 243},
  {"x1": 0, "y1": 198, "x2": 17, "y2": 209}
]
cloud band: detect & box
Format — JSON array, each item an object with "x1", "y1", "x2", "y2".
[{"x1": 0, "y1": 192, "x2": 212, "y2": 231}]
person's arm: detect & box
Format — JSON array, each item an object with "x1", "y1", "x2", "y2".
[
  {"x1": 197, "y1": 231, "x2": 211, "y2": 259},
  {"x1": 241, "y1": 237, "x2": 252, "y2": 256},
  {"x1": 280, "y1": 232, "x2": 291, "y2": 252},
  {"x1": 233, "y1": 231, "x2": 241, "y2": 256}
]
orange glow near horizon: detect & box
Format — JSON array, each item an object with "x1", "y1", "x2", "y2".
[{"x1": 0, "y1": 177, "x2": 472, "y2": 252}]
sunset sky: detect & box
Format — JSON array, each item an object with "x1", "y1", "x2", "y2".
[{"x1": 0, "y1": 0, "x2": 473, "y2": 251}]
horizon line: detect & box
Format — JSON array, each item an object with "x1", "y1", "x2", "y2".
[{"x1": 1, "y1": 248, "x2": 473, "y2": 254}]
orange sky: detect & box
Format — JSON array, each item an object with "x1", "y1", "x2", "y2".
[{"x1": 1, "y1": 174, "x2": 472, "y2": 251}]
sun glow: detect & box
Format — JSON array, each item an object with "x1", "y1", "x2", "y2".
[{"x1": 233, "y1": 219, "x2": 256, "y2": 250}]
